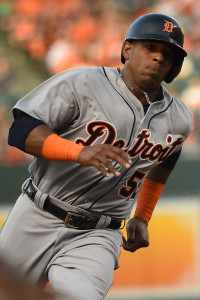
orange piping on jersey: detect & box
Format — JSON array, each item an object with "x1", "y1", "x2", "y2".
[
  {"x1": 42, "y1": 134, "x2": 84, "y2": 162},
  {"x1": 134, "y1": 179, "x2": 164, "y2": 222}
]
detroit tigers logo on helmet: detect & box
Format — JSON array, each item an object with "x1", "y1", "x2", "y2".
[{"x1": 163, "y1": 20, "x2": 173, "y2": 32}]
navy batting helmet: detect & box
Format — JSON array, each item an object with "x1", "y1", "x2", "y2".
[{"x1": 121, "y1": 13, "x2": 187, "y2": 83}]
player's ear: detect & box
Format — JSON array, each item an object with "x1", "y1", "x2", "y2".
[{"x1": 122, "y1": 41, "x2": 134, "y2": 61}]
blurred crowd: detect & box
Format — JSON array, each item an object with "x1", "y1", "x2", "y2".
[{"x1": 0, "y1": 0, "x2": 200, "y2": 165}]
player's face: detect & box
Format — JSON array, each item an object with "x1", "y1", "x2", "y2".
[{"x1": 122, "y1": 40, "x2": 175, "y2": 92}]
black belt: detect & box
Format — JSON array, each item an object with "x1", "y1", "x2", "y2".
[{"x1": 23, "y1": 181, "x2": 122, "y2": 230}]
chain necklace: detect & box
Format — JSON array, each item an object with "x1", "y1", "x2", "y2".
[
  {"x1": 127, "y1": 86, "x2": 152, "y2": 105},
  {"x1": 118, "y1": 69, "x2": 152, "y2": 105}
]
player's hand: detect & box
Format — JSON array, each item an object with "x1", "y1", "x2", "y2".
[
  {"x1": 122, "y1": 216, "x2": 149, "y2": 252},
  {"x1": 78, "y1": 144, "x2": 132, "y2": 177}
]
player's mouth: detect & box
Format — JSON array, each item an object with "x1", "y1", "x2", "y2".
[{"x1": 145, "y1": 65, "x2": 161, "y2": 76}]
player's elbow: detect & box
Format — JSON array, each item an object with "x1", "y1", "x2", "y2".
[{"x1": 8, "y1": 122, "x2": 26, "y2": 152}]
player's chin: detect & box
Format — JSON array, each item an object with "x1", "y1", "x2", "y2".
[
  {"x1": 141, "y1": 75, "x2": 162, "y2": 90},
  {"x1": 144, "y1": 72, "x2": 164, "y2": 83}
]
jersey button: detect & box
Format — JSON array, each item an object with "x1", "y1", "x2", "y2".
[{"x1": 136, "y1": 107, "x2": 141, "y2": 111}]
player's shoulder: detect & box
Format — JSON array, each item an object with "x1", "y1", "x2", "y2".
[
  {"x1": 32, "y1": 66, "x2": 118, "y2": 91},
  {"x1": 173, "y1": 95, "x2": 193, "y2": 124},
  {"x1": 56, "y1": 66, "x2": 109, "y2": 79},
  {"x1": 163, "y1": 86, "x2": 193, "y2": 136},
  {"x1": 163, "y1": 86, "x2": 193, "y2": 119},
  {"x1": 45, "y1": 66, "x2": 113, "y2": 86}
]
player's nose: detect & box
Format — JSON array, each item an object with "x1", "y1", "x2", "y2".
[{"x1": 152, "y1": 51, "x2": 164, "y2": 63}]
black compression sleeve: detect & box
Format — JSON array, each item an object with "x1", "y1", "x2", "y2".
[
  {"x1": 159, "y1": 148, "x2": 182, "y2": 170},
  {"x1": 8, "y1": 111, "x2": 45, "y2": 152}
]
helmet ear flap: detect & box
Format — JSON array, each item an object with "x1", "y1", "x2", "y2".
[{"x1": 164, "y1": 57, "x2": 184, "y2": 83}]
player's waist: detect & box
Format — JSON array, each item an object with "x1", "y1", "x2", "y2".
[{"x1": 22, "y1": 178, "x2": 123, "y2": 231}]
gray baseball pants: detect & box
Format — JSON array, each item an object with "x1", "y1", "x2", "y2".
[{"x1": 0, "y1": 192, "x2": 123, "y2": 300}]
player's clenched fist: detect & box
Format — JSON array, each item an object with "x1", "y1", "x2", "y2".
[
  {"x1": 122, "y1": 216, "x2": 149, "y2": 252},
  {"x1": 78, "y1": 144, "x2": 132, "y2": 177}
]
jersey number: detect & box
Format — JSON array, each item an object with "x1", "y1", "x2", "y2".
[{"x1": 119, "y1": 170, "x2": 146, "y2": 200}]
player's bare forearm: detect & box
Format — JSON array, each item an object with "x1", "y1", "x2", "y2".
[
  {"x1": 122, "y1": 216, "x2": 149, "y2": 252},
  {"x1": 25, "y1": 124, "x2": 54, "y2": 157}
]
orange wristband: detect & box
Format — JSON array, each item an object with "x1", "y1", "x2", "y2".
[
  {"x1": 42, "y1": 134, "x2": 84, "y2": 162},
  {"x1": 134, "y1": 179, "x2": 164, "y2": 223}
]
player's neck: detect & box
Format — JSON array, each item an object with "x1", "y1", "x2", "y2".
[{"x1": 118, "y1": 68, "x2": 160, "y2": 105}]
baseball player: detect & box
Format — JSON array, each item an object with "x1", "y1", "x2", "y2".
[{"x1": 0, "y1": 13, "x2": 193, "y2": 300}]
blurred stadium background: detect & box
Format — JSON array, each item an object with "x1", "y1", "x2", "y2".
[{"x1": 0, "y1": 0, "x2": 200, "y2": 299}]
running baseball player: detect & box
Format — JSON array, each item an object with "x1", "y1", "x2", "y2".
[{"x1": 0, "y1": 13, "x2": 193, "y2": 299}]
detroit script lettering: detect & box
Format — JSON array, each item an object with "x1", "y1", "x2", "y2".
[{"x1": 75, "y1": 121, "x2": 184, "y2": 164}]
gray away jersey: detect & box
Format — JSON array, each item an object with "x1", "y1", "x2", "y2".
[{"x1": 13, "y1": 67, "x2": 193, "y2": 219}]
